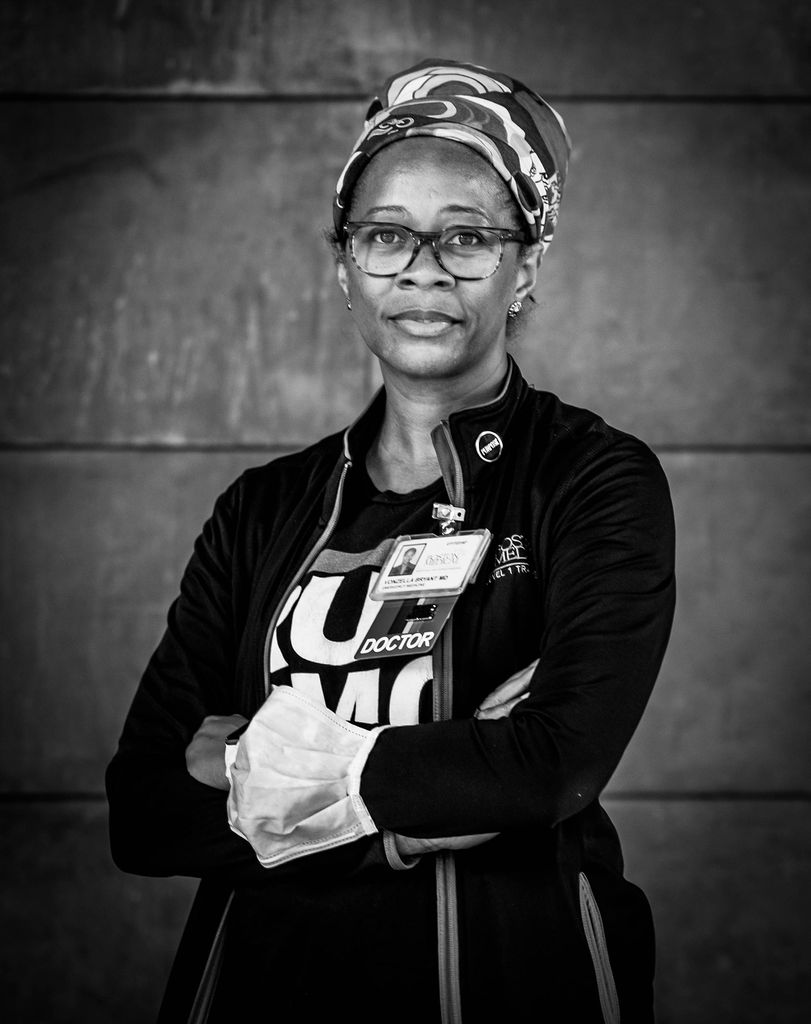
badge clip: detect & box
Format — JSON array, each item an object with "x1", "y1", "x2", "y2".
[{"x1": 432, "y1": 501, "x2": 465, "y2": 536}]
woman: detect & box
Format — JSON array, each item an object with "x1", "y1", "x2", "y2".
[{"x1": 107, "y1": 60, "x2": 675, "y2": 1023}]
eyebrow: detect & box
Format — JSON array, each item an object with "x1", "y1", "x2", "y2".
[
  {"x1": 362, "y1": 205, "x2": 408, "y2": 217},
  {"x1": 442, "y1": 204, "x2": 493, "y2": 219},
  {"x1": 361, "y1": 204, "x2": 494, "y2": 221}
]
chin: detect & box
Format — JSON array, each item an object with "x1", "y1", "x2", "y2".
[
  {"x1": 360, "y1": 321, "x2": 504, "y2": 384},
  {"x1": 382, "y1": 346, "x2": 490, "y2": 384},
  {"x1": 375, "y1": 333, "x2": 455, "y2": 369}
]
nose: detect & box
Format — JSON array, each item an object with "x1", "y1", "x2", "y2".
[{"x1": 396, "y1": 238, "x2": 454, "y2": 287}]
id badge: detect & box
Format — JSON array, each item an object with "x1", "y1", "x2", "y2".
[
  {"x1": 355, "y1": 530, "x2": 491, "y2": 660},
  {"x1": 371, "y1": 530, "x2": 492, "y2": 600}
]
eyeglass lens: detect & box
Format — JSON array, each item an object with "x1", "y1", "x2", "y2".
[{"x1": 351, "y1": 225, "x2": 504, "y2": 279}]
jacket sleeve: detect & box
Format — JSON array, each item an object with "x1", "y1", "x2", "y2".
[
  {"x1": 359, "y1": 438, "x2": 676, "y2": 837},
  {"x1": 105, "y1": 478, "x2": 384, "y2": 882}
]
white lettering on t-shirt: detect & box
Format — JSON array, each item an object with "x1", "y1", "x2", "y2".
[
  {"x1": 270, "y1": 558, "x2": 433, "y2": 726},
  {"x1": 289, "y1": 572, "x2": 381, "y2": 665},
  {"x1": 335, "y1": 669, "x2": 380, "y2": 723}
]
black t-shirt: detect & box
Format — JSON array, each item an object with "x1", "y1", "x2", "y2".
[{"x1": 268, "y1": 460, "x2": 445, "y2": 726}]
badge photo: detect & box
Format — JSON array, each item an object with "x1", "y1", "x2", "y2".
[{"x1": 386, "y1": 542, "x2": 425, "y2": 579}]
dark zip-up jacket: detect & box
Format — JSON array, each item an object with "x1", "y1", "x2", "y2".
[{"x1": 106, "y1": 360, "x2": 675, "y2": 1023}]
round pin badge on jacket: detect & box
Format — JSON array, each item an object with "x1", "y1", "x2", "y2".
[{"x1": 475, "y1": 430, "x2": 503, "y2": 462}]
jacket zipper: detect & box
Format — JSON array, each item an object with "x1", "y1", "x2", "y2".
[
  {"x1": 578, "y1": 871, "x2": 621, "y2": 1024},
  {"x1": 434, "y1": 419, "x2": 464, "y2": 1024},
  {"x1": 435, "y1": 420, "x2": 465, "y2": 513},
  {"x1": 434, "y1": 618, "x2": 463, "y2": 1024}
]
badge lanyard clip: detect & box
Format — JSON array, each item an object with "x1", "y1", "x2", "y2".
[{"x1": 432, "y1": 501, "x2": 465, "y2": 536}]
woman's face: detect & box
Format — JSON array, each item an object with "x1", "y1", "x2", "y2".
[{"x1": 337, "y1": 138, "x2": 540, "y2": 389}]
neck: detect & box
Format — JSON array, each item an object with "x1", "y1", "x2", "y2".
[{"x1": 366, "y1": 356, "x2": 509, "y2": 493}]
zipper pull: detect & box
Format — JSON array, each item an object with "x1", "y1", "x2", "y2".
[{"x1": 432, "y1": 501, "x2": 465, "y2": 536}]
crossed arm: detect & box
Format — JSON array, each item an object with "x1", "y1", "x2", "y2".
[
  {"x1": 183, "y1": 658, "x2": 537, "y2": 861},
  {"x1": 107, "y1": 438, "x2": 675, "y2": 880}
]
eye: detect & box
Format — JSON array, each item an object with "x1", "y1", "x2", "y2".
[
  {"x1": 445, "y1": 228, "x2": 488, "y2": 249},
  {"x1": 368, "y1": 226, "x2": 407, "y2": 247}
]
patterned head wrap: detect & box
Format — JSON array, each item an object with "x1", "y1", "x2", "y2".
[{"x1": 334, "y1": 59, "x2": 571, "y2": 254}]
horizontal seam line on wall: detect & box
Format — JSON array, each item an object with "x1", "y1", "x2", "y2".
[
  {"x1": 0, "y1": 92, "x2": 809, "y2": 105},
  {"x1": 1, "y1": 443, "x2": 810, "y2": 455},
  {"x1": 654, "y1": 444, "x2": 811, "y2": 454},
  {"x1": 0, "y1": 442, "x2": 296, "y2": 454},
  {"x1": 603, "y1": 791, "x2": 811, "y2": 801},
  {"x1": 2, "y1": 790, "x2": 810, "y2": 803}
]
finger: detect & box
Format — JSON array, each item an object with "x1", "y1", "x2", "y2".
[
  {"x1": 474, "y1": 692, "x2": 530, "y2": 720},
  {"x1": 477, "y1": 658, "x2": 539, "y2": 710},
  {"x1": 501, "y1": 692, "x2": 531, "y2": 714},
  {"x1": 197, "y1": 714, "x2": 249, "y2": 735}
]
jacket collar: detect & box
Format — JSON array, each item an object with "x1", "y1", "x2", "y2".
[
  {"x1": 337, "y1": 355, "x2": 529, "y2": 499},
  {"x1": 435, "y1": 356, "x2": 529, "y2": 498}
]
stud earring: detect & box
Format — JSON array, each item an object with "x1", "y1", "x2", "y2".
[
  {"x1": 346, "y1": 298, "x2": 352, "y2": 311},
  {"x1": 507, "y1": 300, "x2": 522, "y2": 319}
]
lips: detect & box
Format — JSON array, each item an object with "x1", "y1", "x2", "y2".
[
  {"x1": 389, "y1": 308, "x2": 460, "y2": 324},
  {"x1": 388, "y1": 308, "x2": 461, "y2": 338}
]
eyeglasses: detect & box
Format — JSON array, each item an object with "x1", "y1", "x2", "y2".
[{"x1": 345, "y1": 222, "x2": 526, "y2": 280}]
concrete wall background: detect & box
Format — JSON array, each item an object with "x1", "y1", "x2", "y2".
[{"x1": 1, "y1": 2, "x2": 809, "y2": 1020}]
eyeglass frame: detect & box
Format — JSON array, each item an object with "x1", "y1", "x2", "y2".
[{"x1": 344, "y1": 221, "x2": 528, "y2": 281}]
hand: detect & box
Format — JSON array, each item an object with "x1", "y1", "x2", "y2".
[
  {"x1": 474, "y1": 657, "x2": 539, "y2": 720},
  {"x1": 393, "y1": 832, "x2": 499, "y2": 857},
  {"x1": 227, "y1": 685, "x2": 386, "y2": 868},
  {"x1": 185, "y1": 714, "x2": 248, "y2": 791}
]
